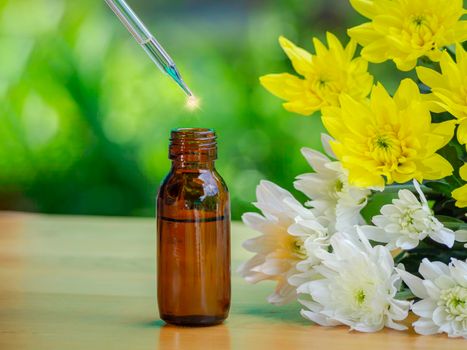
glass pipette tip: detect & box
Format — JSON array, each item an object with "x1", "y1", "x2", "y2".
[{"x1": 105, "y1": 0, "x2": 194, "y2": 98}]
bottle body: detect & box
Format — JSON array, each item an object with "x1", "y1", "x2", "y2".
[{"x1": 157, "y1": 128, "x2": 230, "y2": 326}]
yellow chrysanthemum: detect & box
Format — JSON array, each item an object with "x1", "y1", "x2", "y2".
[
  {"x1": 452, "y1": 163, "x2": 467, "y2": 207},
  {"x1": 417, "y1": 44, "x2": 467, "y2": 146},
  {"x1": 259, "y1": 33, "x2": 373, "y2": 116},
  {"x1": 348, "y1": 0, "x2": 467, "y2": 71},
  {"x1": 322, "y1": 79, "x2": 455, "y2": 188}
]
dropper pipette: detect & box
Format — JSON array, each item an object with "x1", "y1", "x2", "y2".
[{"x1": 104, "y1": 0, "x2": 194, "y2": 97}]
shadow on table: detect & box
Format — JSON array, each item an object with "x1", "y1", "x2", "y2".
[
  {"x1": 142, "y1": 319, "x2": 166, "y2": 328},
  {"x1": 237, "y1": 305, "x2": 306, "y2": 324}
]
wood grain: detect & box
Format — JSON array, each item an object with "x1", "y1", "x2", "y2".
[{"x1": 0, "y1": 212, "x2": 463, "y2": 350}]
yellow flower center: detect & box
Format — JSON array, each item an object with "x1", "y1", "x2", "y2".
[
  {"x1": 403, "y1": 13, "x2": 438, "y2": 51},
  {"x1": 289, "y1": 235, "x2": 307, "y2": 260},
  {"x1": 362, "y1": 124, "x2": 421, "y2": 183},
  {"x1": 368, "y1": 131, "x2": 403, "y2": 168},
  {"x1": 318, "y1": 78, "x2": 328, "y2": 87},
  {"x1": 354, "y1": 289, "x2": 366, "y2": 305},
  {"x1": 334, "y1": 179, "x2": 344, "y2": 193},
  {"x1": 376, "y1": 136, "x2": 391, "y2": 149},
  {"x1": 438, "y1": 286, "x2": 467, "y2": 320},
  {"x1": 412, "y1": 15, "x2": 426, "y2": 27},
  {"x1": 307, "y1": 72, "x2": 343, "y2": 107}
]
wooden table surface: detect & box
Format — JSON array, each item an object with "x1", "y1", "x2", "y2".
[{"x1": 0, "y1": 212, "x2": 462, "y2": 350}]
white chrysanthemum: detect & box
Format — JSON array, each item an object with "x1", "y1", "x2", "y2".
[
  {"x1": 362, "y1": 181, "x2": 455, "y2": 250},
  {"x1": 239, "y1": 180, "x2": 328, "y2": 305},
  {"x1": 294, "y1": 134, "x2": 371, "y2": 232},
  {"x1": 296, "y1": 229, "x2": 410, "y2": 332},
  {"x1": 397, "y1": 258, "x2": 467, "y2": 338}
]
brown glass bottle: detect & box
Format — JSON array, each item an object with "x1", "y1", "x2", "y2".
[{"x1": 157, "y1": 128, "x2": 230, "y2": 326}]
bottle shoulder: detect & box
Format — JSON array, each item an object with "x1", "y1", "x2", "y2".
[
  {"x1": 157, "y1": 168, "x2": 229, "y2": 213},
  {"x1": 213, "y1": 169, "x2": 228, "y2": 192}
]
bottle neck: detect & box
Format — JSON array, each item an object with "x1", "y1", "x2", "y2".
[
  {"x1": 171, "y1": 160, "x2": 215, "y2": 170},
  {"x1": 169, "y1": 128, "x2": 217, "y2": 169}
]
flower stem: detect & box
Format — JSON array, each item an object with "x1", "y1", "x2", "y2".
[{"x1": 393, "y1": 250, "x2": 408, "y2": 264}]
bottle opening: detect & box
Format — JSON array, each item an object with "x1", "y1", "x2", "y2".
[{"x1": 169, "y1": 128, "x2": 217, "y2": 161}]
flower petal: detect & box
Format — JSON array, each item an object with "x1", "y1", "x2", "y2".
[
  {"x1": 320, "y1": 133, "x2": 336, "y2": 159},
  {"x1": 419, "y1": 258, "x2": 450, "y2": 280},
  {"x1": 279, "y1": 36, "x2": 313, "y2": 77},
  {"x1": 396, "y1": 268, "x2": 429, "y2": 299},
  {"x1": 359, "y1": 225, "x2": 392, "y2": 243},
  {"x1": 413, "y1": 318, "x2": 440, "y2": 336},
  {"x1": 428, "y1": 226, "x2": 455, "y2": 248},
  {"x1": 259, "y1": 73, "x2": 306, "y2": 100},
  {"x1": 412, "y1": 299, "x2": 437, "y2": 318}
]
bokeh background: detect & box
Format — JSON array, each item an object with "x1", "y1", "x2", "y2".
[{"x1": 0, "y1": 0, "x2": 410, "y2": 219}]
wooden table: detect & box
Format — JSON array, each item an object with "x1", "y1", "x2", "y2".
[{"x1": 0, "y1": 212, "x2": 462, "y2": 349}]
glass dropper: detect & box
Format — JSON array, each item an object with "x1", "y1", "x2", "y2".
[{"x1": 104, "y1": 0, "x2": 194, "y2": 97}]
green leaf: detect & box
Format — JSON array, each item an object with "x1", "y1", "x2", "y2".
[
  {"x1": 424, "y1": 181, "x2": 453, "y2": 197},
  {"x1": 437, "y1": 141, "x2": 464, "y2": 171},
  {"x1": 361, "y1": 192, "x2": 398, "y2": 222},
  {"x1": 431, "y1": 111, "x2": 457, "y2": 123},
  {"x1": 436, "y1": 215, "x2": 467, "y2": 230},
  {"x1": 436, "y1": 215, "x2": 465, "y2": 223},
  {"x1": 395, "y1": 288, "x2": 416, "y2": 301}
]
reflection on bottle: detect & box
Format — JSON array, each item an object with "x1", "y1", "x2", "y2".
[{"x1": 157, "y1": 324, "x2": 231, "y2": 350}]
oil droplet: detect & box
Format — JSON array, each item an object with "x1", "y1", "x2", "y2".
[{"x1": 186, "y1": 96, "x2": 201, "y2": 111}]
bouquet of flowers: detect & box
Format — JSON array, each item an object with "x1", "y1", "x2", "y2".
[{"x1": 239, "y1": 0, "x2": 467, "y2": 338}]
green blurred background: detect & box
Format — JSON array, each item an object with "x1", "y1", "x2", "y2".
[{"x1": 0, "y1": 0, "x2": 408, "y2": 219}]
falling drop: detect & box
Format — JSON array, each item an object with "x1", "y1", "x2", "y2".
[{"x1": 186, "y1": 96, "x2": 201, "y2": 111}]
